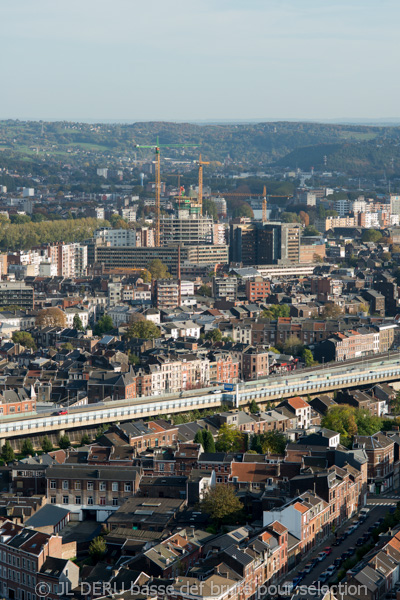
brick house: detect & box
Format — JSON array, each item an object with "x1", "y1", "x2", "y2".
[
  {"x1": 353, "y1": 432, "x2": 395, "y2": 493},
  {"x1": 0, "y1": 517, "x2": 78, "y2": 600},
  {"x1": 45, "y1": 464, "x2": 141, "y2": 521}
]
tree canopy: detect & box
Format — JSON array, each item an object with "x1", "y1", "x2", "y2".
[
  {"x1": 36, "y1": 307, "x2": 67, "y2": 329},
  {"x1": 216, "y1": 423, "x2": 245, "y2": 452},
  {"x1": 147, "y1": 259, "x2": 171, "y2": 280},
  {"x1": 93, "y1": 315, "x2": 113, "y2": 336},
  {"x1": 12, "y1": 331, "x2": 36, "y2": 350},
  {"x1": 199, "y1": 486, "x2": 243, "y2": 525},
  {"x1": 126, "y1": 320, "x2": 161, "y2": 340}
]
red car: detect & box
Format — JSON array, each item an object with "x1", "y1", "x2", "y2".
[
  {"x1": 323, "y1": 547, "x2": 332, "y2": 556},
  {"x1": 57, "y1": 410, "x2": 68, "y2": 415}
]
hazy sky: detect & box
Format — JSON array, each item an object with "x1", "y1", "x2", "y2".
[{"x1": 2, "y1": 0, "x2": 400, "y2": 122}]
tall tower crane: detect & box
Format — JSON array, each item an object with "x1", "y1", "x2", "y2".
[
  {"x1": 197, "y1": 154, "x2": 210, "y2": 214},
  {"x1": 135, "y1": 138, "x2": 196, "y2": 246},
  {"x1": 262, "y1": 185, "x2": 267, "y2": 223}
]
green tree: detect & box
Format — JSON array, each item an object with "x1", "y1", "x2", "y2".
[
  {"x1": 362, "y1": 229, "x2": 383, "y2": 243},
  {"x1": 198, "y1": 284, "x2": 212, "y2": 297},
  {"x1": 12, "y1": 331, "x2": 37, "y2": 350},
  {"x1": 62, "y1": 342, "x2": 74, "y2": 351},
  {"x1": 194, "y1": 429, "x2": 216, "y2": 453},
  {"x1": 261, "y1": 431, "x2": 287, "y2": 454},
  {"x1": 281, "y1": 212, "x2": 301, "y2": 223},
  {"x1": 96, "y1": 423, "x2": 108, "y2": 439},
  {"x1": 303, "y1": 225, "x2": 320, "y2": 236},
  {"x1": 93, "y1": 315, "x2": 114, "y2": 336},
  {"x1": 1, "y1": 441, "x2": 14, "y2": 463},
  {"x1": 205, "y1": 329, "x2": 222, "y2": 342},
  {"x1": 216, "y1": 423, "x2": 244, "y2": 452},
  {"x1": 199, "y1": 486, "x2": 243, "y2": 525},
  {"x1": 262, "y1": 305, "x2": 290, "y2": 319},
  {"x1": 249, "y1": 399, "x2": 259, "y2": 414},
  {"x1": 203, "y1": 198, "x2": 218, "y2": 220},
  {"x1": 88, "y1": 536, "x2": 107, "y2": 562},
  {"x1": 73, "y1": 314, "x2": 84, "y2": 330},
  {"x1": 390, "y1": 392, "x2": 400, "y2": 415},
  {"x1": 355, "y1": 409, "x2": 382, "y2": 435},
  {"x1": 322, "y1": 405, "x2": 358, "y2": 447},
  {"x1": 41, "y1": 436, "x2": 53, "y2": 453},
  {"x1": 202, "y1": 430, "x2": 216, "y2": 453},
  {"x1": 147, "y1": 259, "x2": 171, "y2": 280},
  {"x1": 21, "y1": 439, "x2": 34, "y2": 456},
  {"x1": 128, "y1": 351, "x2": 140, "y2": 365},
  {"x1": 58, "y1": 434, "x2": 71, "y2": 449},
  {"x1": 302, "y1": 348, "x2": 315, "y2": 367},
  {"x1": 80, "y1": 434, "x2": 91, "y2": 445},
  {"x1": 126, "y1": 320, "x2": 161, "y2": 340}
]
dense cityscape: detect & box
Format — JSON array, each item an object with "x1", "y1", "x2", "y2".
[{"x1": 0, "y1": 117, "x2": 399, "y2": 600}]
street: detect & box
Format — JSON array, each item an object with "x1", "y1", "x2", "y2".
[{"x1": 288, "y1": 503, "x2": 393, "y2": 588}]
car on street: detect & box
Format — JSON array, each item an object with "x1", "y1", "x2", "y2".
[
  {"x1": 334, "y1": 558, "x2": 342, "y2": 568},
  {"x1": 323, "y1": 547, "x2": 332, "y2": 555},
  {"x1": 326, "y1": 565, "x2": 336, "y2": 576},
  {"x1": 310, "y1": 558, "x2": 319, "y2": 568},
  {"x1": 333, "y1": 536, "x2": 345, "y2": 546},
  {"x1": 318, "y1": 572, "x2": 329, "y2": 583},
  {"x1": 317, "y1": 552, "x2": 327, "y2": 561},
  {"x1": 356, "y1": 538, "x2": 365, "y2": 547},
  {"x1": 57, "y1": 410, "x2": 68, "y2": 415},
  {"x1": 303, "y1": 563, "x2": 314, "y2": 574}
]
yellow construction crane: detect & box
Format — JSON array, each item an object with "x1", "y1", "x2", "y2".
[
  {"x1": 197, "y1": 154, "x2": 210, "y2": 214},
  {"x1": 135, "y1": 138, "x2": 197, "y2": 246}
]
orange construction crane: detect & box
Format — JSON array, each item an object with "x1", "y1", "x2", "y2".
[
  {"x1": 197, "y1": 154, "x2": 210, "y2": 214},
  {"x1": 135, "y1": 138, "x2": 197, "y2": 246}
]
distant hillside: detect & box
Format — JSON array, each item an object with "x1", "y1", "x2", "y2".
[
  {"x1": 1, "y1": 120, "x2": 400, "y2": 174},
  {"x1": 275, "y1": 140, "x2": 400, "y2": 176}
]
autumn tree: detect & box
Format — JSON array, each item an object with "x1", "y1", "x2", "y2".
[
  {"x1": 199, "y1": 486, "x2": 243, "y2": 525},
  {"x1": 322, "y1": 302, "x2": 343, "y2": 319},
  {"x1": 36, "y1": 307, "x2": 67, "y2": 329},
  {"x1": 139, "y1": 269, "x2": 152, "y2": 283},
  {"x1": 283, "y1": 335, "x2": 303, "y2": 356},
  {"x1": 147, "y1": 259, "x2": 171, "y2": 280},
  {"x1": 299, "y1": 211, "x2": 310, "y2": 226}
]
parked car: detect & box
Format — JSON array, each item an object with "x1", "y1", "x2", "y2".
[
  {"x1": 310, "y1": 558, "x2": 319, "y2": 568},
  {"x1": 356, "y1": 538, "x2": 365, "y2": 547},
  {"x1": 323, "y1": 547, "x2": 332, "y2": 555},
  {"x1": 326, "y1": 565, "x2": 336, "y2": 576},
  {"x1": 334, "y1": 558, "x2": 342, "y2": 568},
  {"x1": 303, "y1": 563, "x2": 314, "y2": 574},
  {"x1": 57, "y1": 410, "x2": 68, "y2": 415},
  {"x1": 318, "y1": 572, "x2": 329, "y2": 583},
  {"x1": 333, "y1": 535, "x2": 345, "y2": 546},
  {"x1": 317, "y1": 552, "x2": 327, "y2": 561}
]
